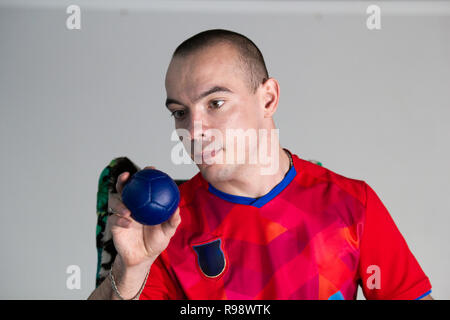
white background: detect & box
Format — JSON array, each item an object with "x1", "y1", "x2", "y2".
[{"x1": 0, "y1": 0, "x2": 449, "y2": 299}]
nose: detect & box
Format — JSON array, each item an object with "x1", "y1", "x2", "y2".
[
  {"x1": 186, "y1": 107, "x2": 208, "y2": 141},
  {"x1": 185, "y1": 108, "x2": 209, "y2": 154}
]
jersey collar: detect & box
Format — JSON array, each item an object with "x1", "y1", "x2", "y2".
[{"x1": 207, "y1": 150, "x2": 297, "y2": 208}]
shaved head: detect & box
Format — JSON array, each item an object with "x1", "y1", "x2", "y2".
[
  {"x1": 165, "y1": 29, "x2": 282, "y2": 184},
  {"x1": 172, "y1": 29, "x2": 269, "y2": 93}
]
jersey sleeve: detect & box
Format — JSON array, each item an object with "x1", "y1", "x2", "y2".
[
  {"x1": 139, "y1": 252, "x2": 186, "y2": 300},
  {"x1": 358, "y1": 182, "x2": 432, "y2": 300}
]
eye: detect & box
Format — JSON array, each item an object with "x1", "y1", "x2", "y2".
[
  {"x1": 170, "y1": 109, "x2": 186, "y2": 120},
  {"x1": 209, "y1": 99, "x2": 225, "y2": 109}
]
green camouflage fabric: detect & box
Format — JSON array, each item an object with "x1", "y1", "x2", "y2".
[{"x1": 95, "y1": 157, "x2": 140, "y2": 287}]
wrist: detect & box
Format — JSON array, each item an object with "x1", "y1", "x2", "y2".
[
  {"x1": 115, "y1": 254, "x2": 155, "y2": 275},
  {"x1": 111, "y1": 255, "x2": 154, "y2": 300}
]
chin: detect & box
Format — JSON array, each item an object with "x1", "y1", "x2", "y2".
[{"x1": 199, "y1": 162, "x2": 234, "y2": 183}]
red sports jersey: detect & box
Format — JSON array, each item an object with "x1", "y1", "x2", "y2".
[{"x1": 139, "y1": 150, "x2": 432, "y2": 300}]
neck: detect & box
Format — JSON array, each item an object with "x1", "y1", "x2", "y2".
[{"x1": 208, "y1": 147, "x2": 291, "y2": 198}]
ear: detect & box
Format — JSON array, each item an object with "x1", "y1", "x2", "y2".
[{"x1": 260, "y1": 78, "x2": 280, "y2": 118}]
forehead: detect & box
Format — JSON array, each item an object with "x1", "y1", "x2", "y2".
[{"x1": 165, "y1": 43, "x2": 247, "y2": 97}]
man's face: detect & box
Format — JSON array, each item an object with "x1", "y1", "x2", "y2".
[{"x1": 165, "y1": 43, "x2": 265, "y2": 182}]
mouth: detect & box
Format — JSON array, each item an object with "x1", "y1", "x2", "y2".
[{"x1": 193, "y1": 147, "x2": 223, "y2": 162}]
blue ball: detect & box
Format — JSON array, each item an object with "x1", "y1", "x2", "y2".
[{"x1": 121, "y1": 169, "x2": 180, "y2": 225}]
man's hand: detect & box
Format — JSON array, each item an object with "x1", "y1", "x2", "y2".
[
  {"x1": 109, "y1": 166, "x2": 181, "y2": 268},
  {"x1": 88, "y1": 166, "x2": 181, "y2": 300}
]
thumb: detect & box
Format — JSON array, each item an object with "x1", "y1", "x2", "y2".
[
  {"x1": 160, "y1": 207, "x2": 181, "y2": 237},
  {"x1": 169, "y1": 207, "x2": 181, "y2": 228}
]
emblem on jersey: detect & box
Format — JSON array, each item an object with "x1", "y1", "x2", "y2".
[{"x1": 192, "y1": 238, "x2": 226, "y2": 278}]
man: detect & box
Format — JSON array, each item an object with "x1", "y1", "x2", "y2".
[{"x1": 88, "y1": 29, "x2": 432, "y2": 300}]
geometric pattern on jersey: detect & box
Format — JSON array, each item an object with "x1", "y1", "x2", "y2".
[{"x1": 140, "y1": 150, "x2": 432, "y2": 300}]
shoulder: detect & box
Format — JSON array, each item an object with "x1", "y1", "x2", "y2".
[{"x1": 292, "y1": 153, "x2": 368, "y2": 206}]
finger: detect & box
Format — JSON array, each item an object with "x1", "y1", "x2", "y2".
[
  {"x1": 108, "y1": 213, "x2": 132, "y2": 229},
  {"x1": 116, "y1": 172, "x2": 130, "y2": 195},
  {"x1": 116, "y1": 214, "x2": 132, "y2": 228},
  {"x1": 143, "y1": 166, "x2": 156, "y2": 170},
  {"x1": 168, "y1": 207, "x2": 181, "y2": 228},
  {"x1": 161, "y1": 207, "x2": 181, "y2": 237},
  {"x1": 108, "y1": 193, "x2": 132, "y2": 218}
]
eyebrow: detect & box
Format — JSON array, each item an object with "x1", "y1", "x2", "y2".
[{"x1": 165, "y1": 86, "x2": 233, "y2": 108}]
